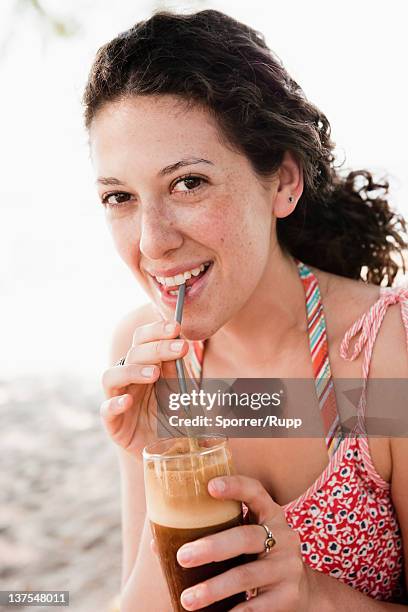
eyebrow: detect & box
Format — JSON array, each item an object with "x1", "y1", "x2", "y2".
[{"x1": 96, "y1": 157, "x2": 214, "y2": 186}]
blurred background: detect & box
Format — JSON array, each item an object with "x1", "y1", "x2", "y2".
[{"x1": 0, "y1": 0, "x2": 407, "y2": 610}]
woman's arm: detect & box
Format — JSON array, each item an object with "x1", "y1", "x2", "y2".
[
  {"x1": 108, "y1": 307, "x2": 172, "y2": 610},
  {"x1": 116, "y1": 447, "x2": 172, "y2": 611},
  {"x1": 120, "y1": 511, "x2": 172, "y2": 611},
  {"x1": 115, "y1": 446, "x2": 146, "y2": 591},
  {"x1": 308, "y1": 566, "x2": 407, "y2": 611}
]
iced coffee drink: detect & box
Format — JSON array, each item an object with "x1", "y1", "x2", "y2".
[{"x1": 143, "y1": 436, "x2": 249, "y2": 611}]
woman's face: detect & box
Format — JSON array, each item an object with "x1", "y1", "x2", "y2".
[{"x1": 90, "y1": 95, "x2": 280, "y2": 339}]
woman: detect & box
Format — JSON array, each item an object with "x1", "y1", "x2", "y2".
[{"x1": 83, "y1": 9, "x2": 408, "y2": 611}]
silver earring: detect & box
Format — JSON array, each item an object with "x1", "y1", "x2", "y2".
[{"x1": 288, "y1": 195, "x2": 295, "y2": 203}]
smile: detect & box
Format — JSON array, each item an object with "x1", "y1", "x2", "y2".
[
  {"x1": 149, "y1": 261, "x2": 213, "y2": 301},
  {"x1": 153, "y1": 262, "x2": 211, "y2": 291}
]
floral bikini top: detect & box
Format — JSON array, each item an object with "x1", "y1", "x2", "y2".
[{"x1": 184, "y1": 259, "x2": 408, "y2": 602}]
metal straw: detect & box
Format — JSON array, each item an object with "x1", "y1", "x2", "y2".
[
  {"x1": 174, "y1": 282, "x2": 188, "y2": 395},
  {"x1": 174, "y1": 283, "x2": 199, "y2": 451}
]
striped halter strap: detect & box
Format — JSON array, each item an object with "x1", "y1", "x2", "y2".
[{"x1": 294, "y1": 258, "x2": 343, "y2": 456}]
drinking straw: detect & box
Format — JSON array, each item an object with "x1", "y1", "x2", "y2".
[
  {"x1": 174, "y1": 282, "x2": 188, "y2": 395},
  {"x1": 174, "y1": 283, "x2": 199, "y2": 451}
]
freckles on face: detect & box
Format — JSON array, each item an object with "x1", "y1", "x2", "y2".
[{"x1": 90, "y1": 94, "x2": 275, "y2": 334}]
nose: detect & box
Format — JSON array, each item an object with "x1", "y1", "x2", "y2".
[{"x1": 139, "y1": 203, "x2": 184, "y2": 260}]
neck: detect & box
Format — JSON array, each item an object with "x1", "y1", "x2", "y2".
[{"x1": 211, "y1": 247, "x2": 309, "y2": 364}]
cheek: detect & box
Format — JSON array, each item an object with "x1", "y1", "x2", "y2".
[
  {"x1": 206, "y1": 194, "x2": 271, "y2": 262},
  {"x1": 190, "y1": 196, "x2": 238, "y2": 248},
  {"x1": 109, "y1": 217, "x2": 141, "y2": 267}
]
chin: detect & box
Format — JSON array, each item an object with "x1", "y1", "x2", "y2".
[
  {"x1": 181, "y1": 325, "x2": 211, "y2": 342},
  {"x1": 181, "y1": 318, "x2": 221, "y2": 342}
]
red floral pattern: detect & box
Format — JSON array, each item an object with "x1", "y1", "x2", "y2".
[{"x1": 284, "y1": 436, "x2": 404, "y2": 601}]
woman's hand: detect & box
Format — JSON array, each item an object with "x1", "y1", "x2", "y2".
[
  {"x1": 176, "y1": 475, "x2": 312, "y2": 611},
  {"x1": 99, "y1": 318, "x2": 189, "y2": 458}
]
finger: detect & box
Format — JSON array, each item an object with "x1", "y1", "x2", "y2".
[
  {"x1": 132, "y1": 319, "x2": 180, "y2": 347},
  {"x1": 102, "y1": 363, "x2": 160, "y2": 396},
  {"x1": 208, "y1": 475, "x2": 281, "y2": 524},
  {"x1": 126, "y1": 338, "x2": 189, "y2": 366},
  {"x1": 161, "y1": 356, "x2": 181, "y2": 381},
  {"x1": 177, "y1": 524, "x2": 277, "y2": 567},
  {"x1": 100, "y1": 394, "x2": 133, "y2": 422},
  {"x1": 180, "y1": 558, "x2": 277, "y2": 611}
]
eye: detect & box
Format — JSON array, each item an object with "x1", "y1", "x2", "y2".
[
  {"x1": 172, "y1": 174, "x2": 206, "y2": 195},
  {"x1": 101, "y1": 192, "x2": 133, "y2": 207}
]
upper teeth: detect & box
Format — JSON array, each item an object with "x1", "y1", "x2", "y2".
[{"x1": 155, "y1": 263, "x2": 209, "y2": 287}]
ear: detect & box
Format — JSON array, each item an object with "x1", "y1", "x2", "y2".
[{"x1": 273, "y1": 151, "x2": 303, "y2": 219}]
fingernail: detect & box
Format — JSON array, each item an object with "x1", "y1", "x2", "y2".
[
  {"x1": 181, "y1": 587, "x2": 199, "y2": 607},
  {"x1": 210, "y1": 478, "x2": 226, "y2": 493},
  {"x1": 178, "y1": 545, "x2": 193, "y2": 563},
  {"x1": 112, "y1": 396, "x2": 127, "y2": 414},
  {"x1": 170, "y1": 340, "x2": 184, "y2": 352},
  {"x1": 141, "y1": 366, "x2": 156, "y2": 377},
  {"x1": 165, "y1": 323, "x2": 176, "y2": 334}
]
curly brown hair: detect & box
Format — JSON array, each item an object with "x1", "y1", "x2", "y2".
[{"x1": 83, "y1": 9, "x2": 407, "y2": 286}]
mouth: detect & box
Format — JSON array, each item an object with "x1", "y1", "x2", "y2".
[{"x1": 149, "y1": 261, "x2": 213, "y2": 301}]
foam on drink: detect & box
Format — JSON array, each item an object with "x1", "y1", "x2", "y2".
[{"x1": 145, "y1": 440, "x2": 241, "y2": 529}]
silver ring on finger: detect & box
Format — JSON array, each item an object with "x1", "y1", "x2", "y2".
[
  {"x1": 259, "y1": 523, "x2": 276, "y2": 554},
  {"x1": 246, "y1": 587, "x2": 258, "y2": 599}
]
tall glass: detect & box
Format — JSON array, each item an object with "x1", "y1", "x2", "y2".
[{"x1": 143, "y1": 435, "x2": 249, "y2": 612}]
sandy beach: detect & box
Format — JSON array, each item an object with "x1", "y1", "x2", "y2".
[{"x1": 0, "y1": 375, "x2": 122, "y2": 611}]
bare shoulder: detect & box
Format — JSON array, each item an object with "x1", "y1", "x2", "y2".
[
  {"x1": 109, "y1": 302, "x2": 159, "y2": 366},
  {"x1": 311, "y1": 266, "x2": 380, "y2": 335},
  {"x1": 311, "y1": 266, "x2": 408, "y2": 377}
]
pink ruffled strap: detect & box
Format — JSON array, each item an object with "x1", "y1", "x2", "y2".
[
  {"x1": 339, "y1": 285, "x2": 408, "y2": 430},
  {"x1": 340, "y1": 286, "x2": 408, "y2": 380}
]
